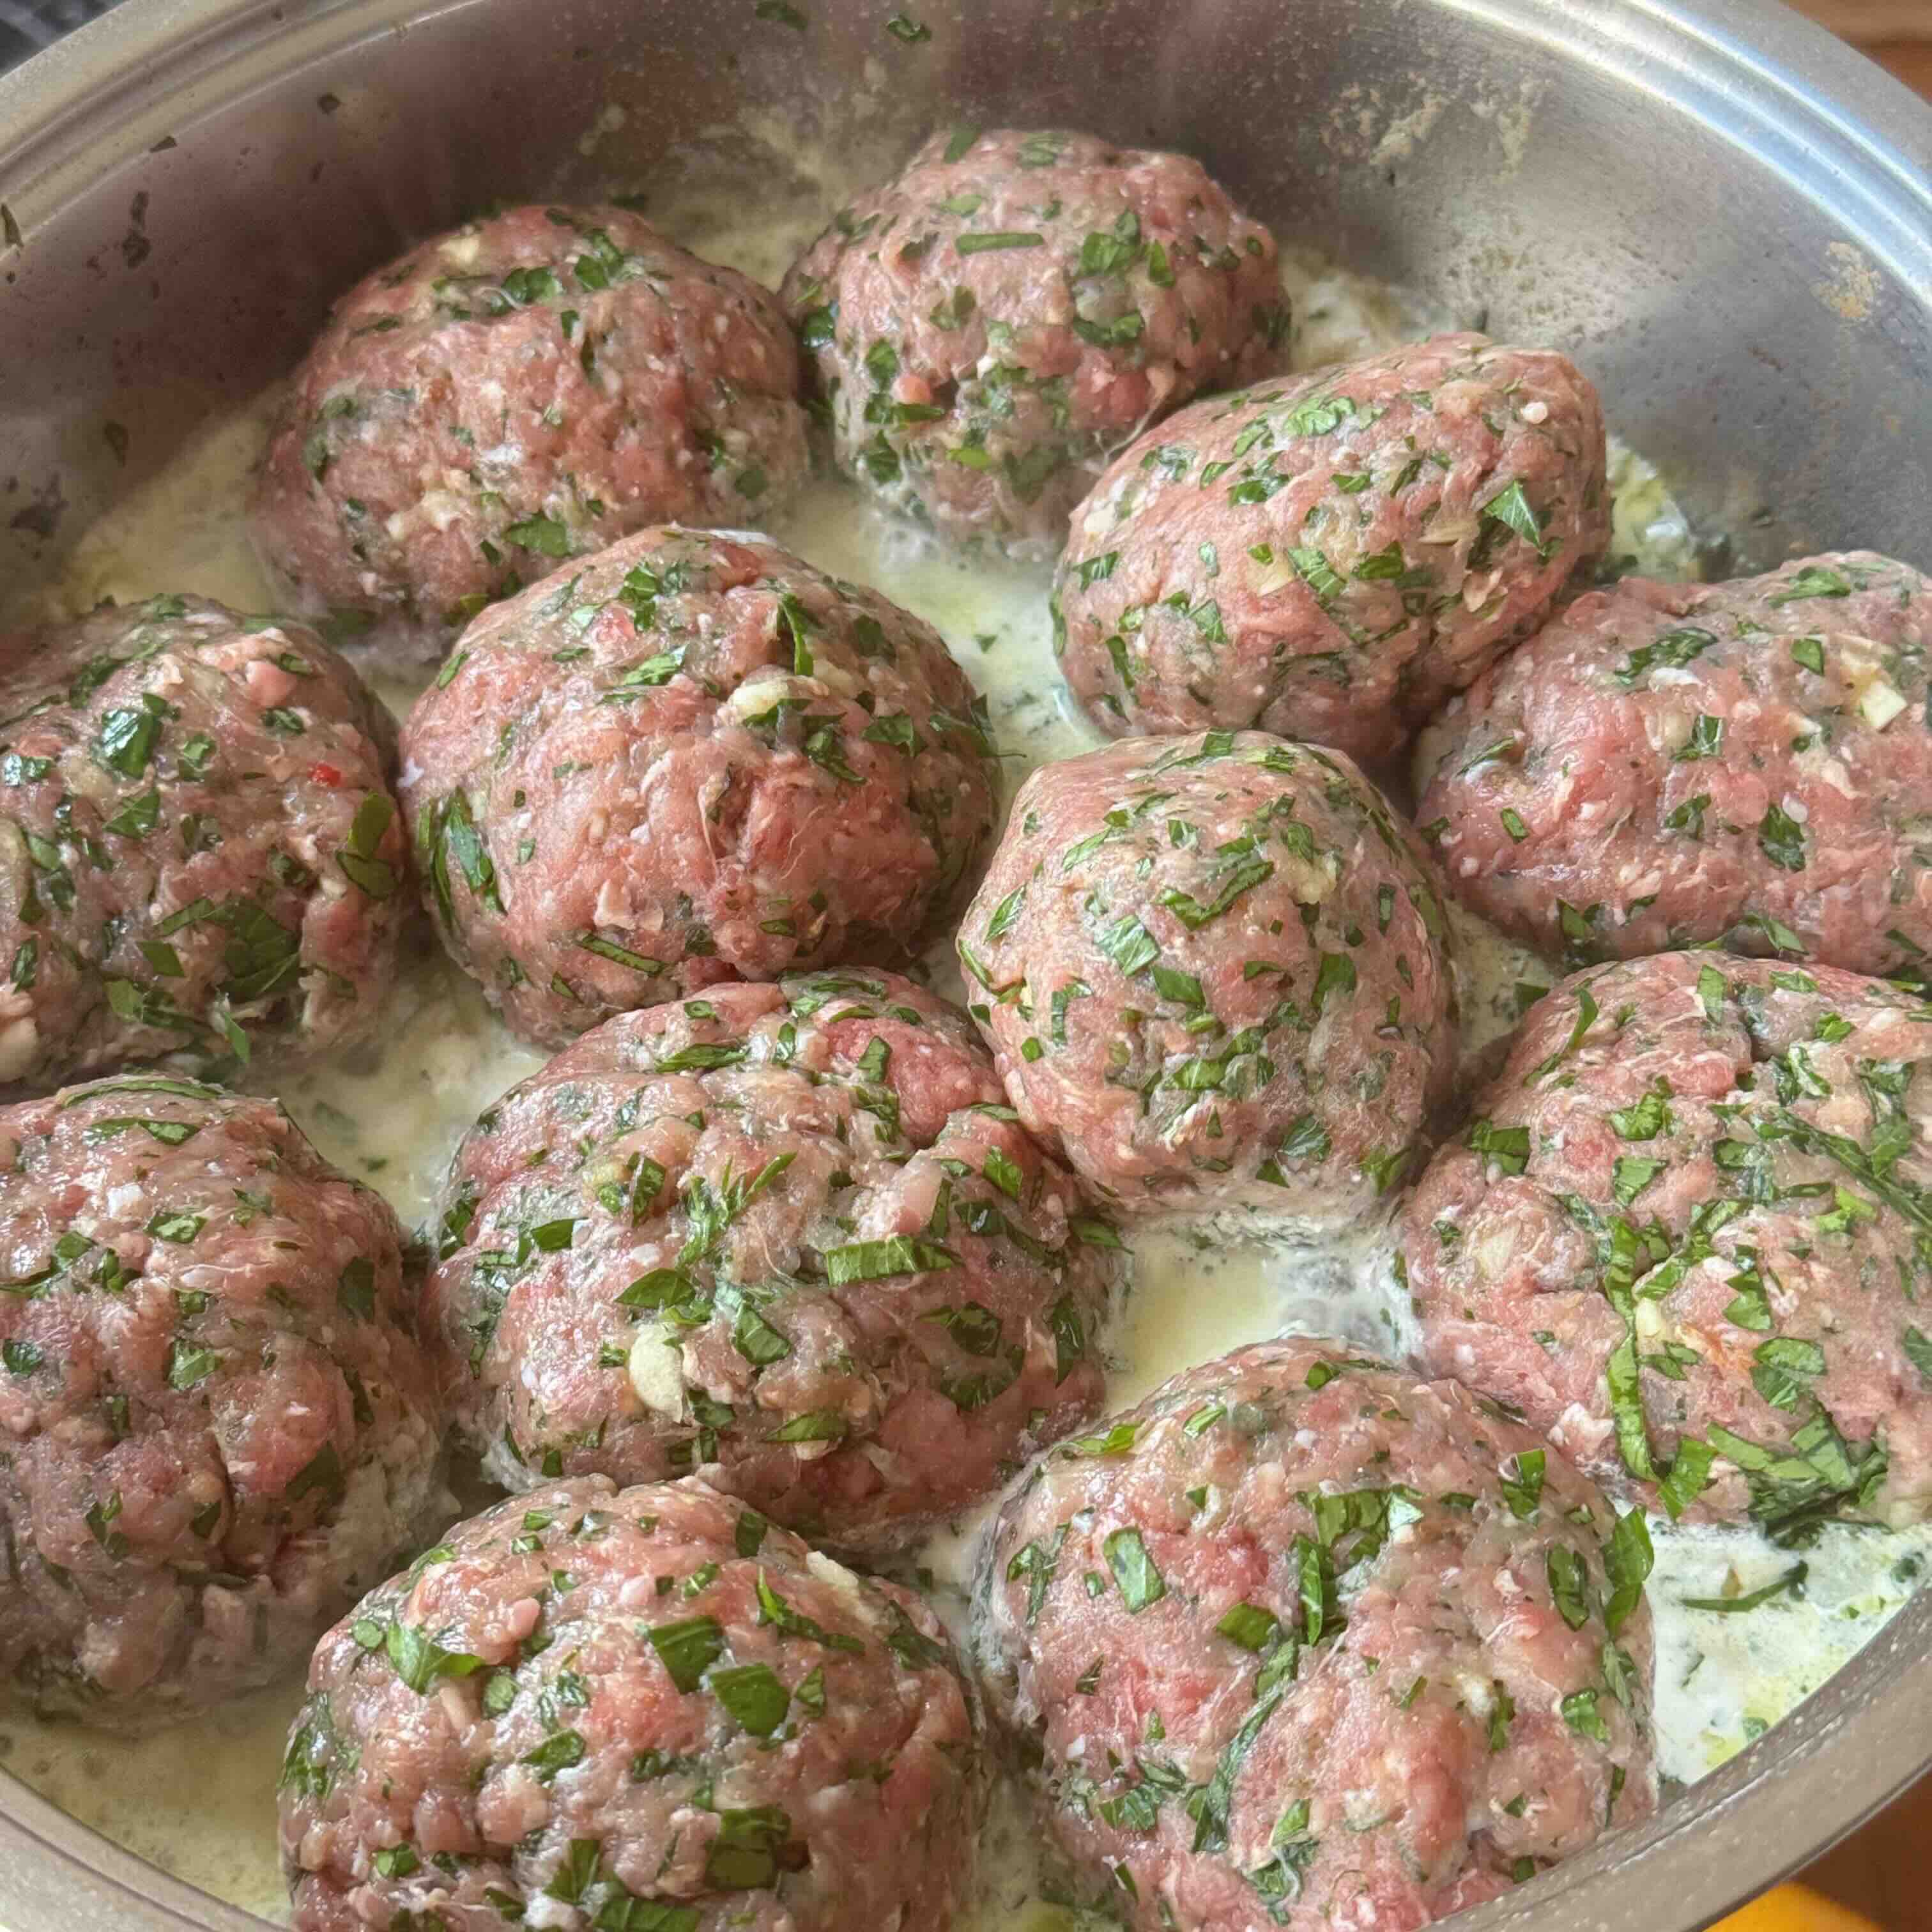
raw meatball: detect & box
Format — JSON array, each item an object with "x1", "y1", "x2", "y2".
[
  {"x1": 1416, "y1": 552, "x2": 1932, "y2": 977},
  {"x1": 399, "y1": 525, "x2": 999, "y2": 1048},
  {"x1": 0, "y1": 594, "x2": 407, "y2": 1090},
  {"x1": 976, "y1": 1338, "x2": 1657, "y2": 1932},
  {"x1": 0, "y1": 1077, "x2": 445, "y2": 1728},
  {"x1": 424, "y1": 970, "x2": 1121, "y2": 1554},
  {"x1": 1054, "y1": 332, "x2": 1609, "y2": 764},
  {"x1": 957, "y1": 731, "x2": 1457, "y2": 1227},
  {"x1": 279, "y1": 1475, "x2": 985, "y2": 1932},
  {"x1": 254, "y1": 206, "x2": 809, "y2": 661},
  {"x1": 1403, "y1": 951, "x2": 1932, "y2": 1529},
  {"x1": 782, "y1": 127, "x2": 1282, "y2": 549}
]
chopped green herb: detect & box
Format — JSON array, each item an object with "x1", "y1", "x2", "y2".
[
  {"x1": 710, "y1": 1662, "x2": 791, "y2": 1736},
  {"x1": 824, "y1": 1234, "x2": 956, "y2": 1284},
  {"x1": 1215, "y1": 1602, "x2": 1280, "y2": 1651},
  {"x1": 956, "y1": 231, "x2": 1045, "y2": 254},
  {"x1": 647, "y1": 1615, "x2": 725, "y2": 1693},
  {"x1": 1680, "y1": 1561, "x2": 1807, "y2": 1614},
  {"x1": 385, "y1": 1621, "x2": 485, "y2": 1695},
  {"x1": 1104, "y1": 1527, "x2": 1165, "y2": 1613}
]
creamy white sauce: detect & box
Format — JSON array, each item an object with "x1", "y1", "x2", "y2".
[
  {"x1": 0, "y1": 158, "x2": 1913, "y2": 1932},
  {"x1": 267, "y1": 956, "x2": 549, "y2": 1232},
  {"x1": 0, "y1": 1682, "x2": 295, "y2": 1922}
]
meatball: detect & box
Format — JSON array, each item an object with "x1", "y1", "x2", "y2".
[
  {"x1": 1415, "y1": 552, "x2": 1932, "y2": 977},
  {"x1": 254, "y1": 205, "x2": 809, "y2": 661},
  {"x1": 976, "y1": 1338, "x2": 1657, "y2": 1932},
  {"x1": 957, "y1": 731, "x2": 1456, "y2": 1227},
  {"x1": 424, "y1": 970, "x2": 1121, "y2": 1554},
  {"x1": 0, "y1": 594, "x2": 406, "y2": 1090},
  {"x1": 279, "y1": 1475, "x2": 985, "y2": 1932},
  {"x1": 399, "y1": 525, "x2": 999, "y2": 1048},
  {"x1": 0, "y1": 1077, "x2": 445, "y2": 1728},
  {"x1": 1053, "y1": 332, "x2": 1609, "y2": 764},
  {"x1": 781, "y1": 127, "x2": 1282, "y2": 550},
  {"x1": 1403, "y1": 951, "x2": 1932, "y2": 1529}
]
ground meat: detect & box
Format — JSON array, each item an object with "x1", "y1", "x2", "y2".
[
  {"x1": 424, "y1": 970, "x2": 1121, "y2": 1555},
  {"x1": 279, "y1": 1474, "x2": 984, "y2": 1932},
  {"x1": 398, "y1": 525, "x2": 999, "y2": 1049},
  {"x1": 1053, "y1": 332, "x2": 1609, "y2": 764},
  {"x1": 957, "y1": 731, "x2": 1457, "y2": 1228},
  {"x1": 975, "y1": 1338, "x2": 1656, "y2": 1932},
  {"x1": 781, "y1": 128, "x2": 1282, "y2": 551},
  {"x1": 1415, "y1": 552, "x2": 1932, "y2": 977},
  {"x1": 0, "y1": 1078, "x2": 445, "y2": 1728},
  {"x1": 0, "y1": 594, "x2": 407, "y2": 1091},
  {"x1": 254, "y1": 206, "x2": 808, "y2": 662},
  {"x1": 1402, "y1": 951, "x2": 1932, "y2": 1531}
]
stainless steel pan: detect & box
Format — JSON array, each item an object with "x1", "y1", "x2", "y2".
[{"x1": 0, "y1": 1, "x2": 1928, "y2": 1926}]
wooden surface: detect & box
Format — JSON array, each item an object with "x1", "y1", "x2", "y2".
[
  {"x1": 1791, "y1": 1, "x2": 1932, "y2": 43},
  {"x1": 1791, "y1": 1, "x2": 1932, "y2": 93},
  {"x1": 1783, "y1": 25, "x2": 1932, "y2": 1920},
  {"x1": 1864, "y1": 39, "x2": 1932, "y2": 94},
  {"x1": 1806, "y1": 1806, "x2": 1929, "y2": 1930}
]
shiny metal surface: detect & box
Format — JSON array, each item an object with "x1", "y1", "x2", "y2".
[{"x1": 0, "y1": 1, "x2": 1929, "y2": 1926}]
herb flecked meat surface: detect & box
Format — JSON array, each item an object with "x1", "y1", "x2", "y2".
[
  {"x1": 1403, "y1": 950, "x2": 1932, "y2": 1531},
  {"x1": 398, "y1": 526, "x2": 1000, "y2": 1048},
  {"x1": 0, "y1": 594, "x2": 407, "y2": 1091},
  {"x1": 1052, "y1": 332, "x2": 1609, "y2": 765},
  {"x1": 0, "y1": 1077, "x2": 446, "y2": 1728},
  {"x1": 781, "y1": 126, "x2": 1283, "y2": 549},
  {"x1": 424, "y1": 970, "x2": 1121, "y2": 1554},
  {"x1": 1415, "y1": 552, "x2": 1932, "y2": 977},
  {"x1": 958, "y1": 730, "x2": 1457, "y2": 1227},
  {"x1": 279, "y1": 1475, "x2": 985, "y2": 1932},
  {"x1": 254, "y1": 205, "x2": 809, "y2": 661},
  {"x1": 976, "y1": 1337, "x2": 1657, "y2": 1932}
]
